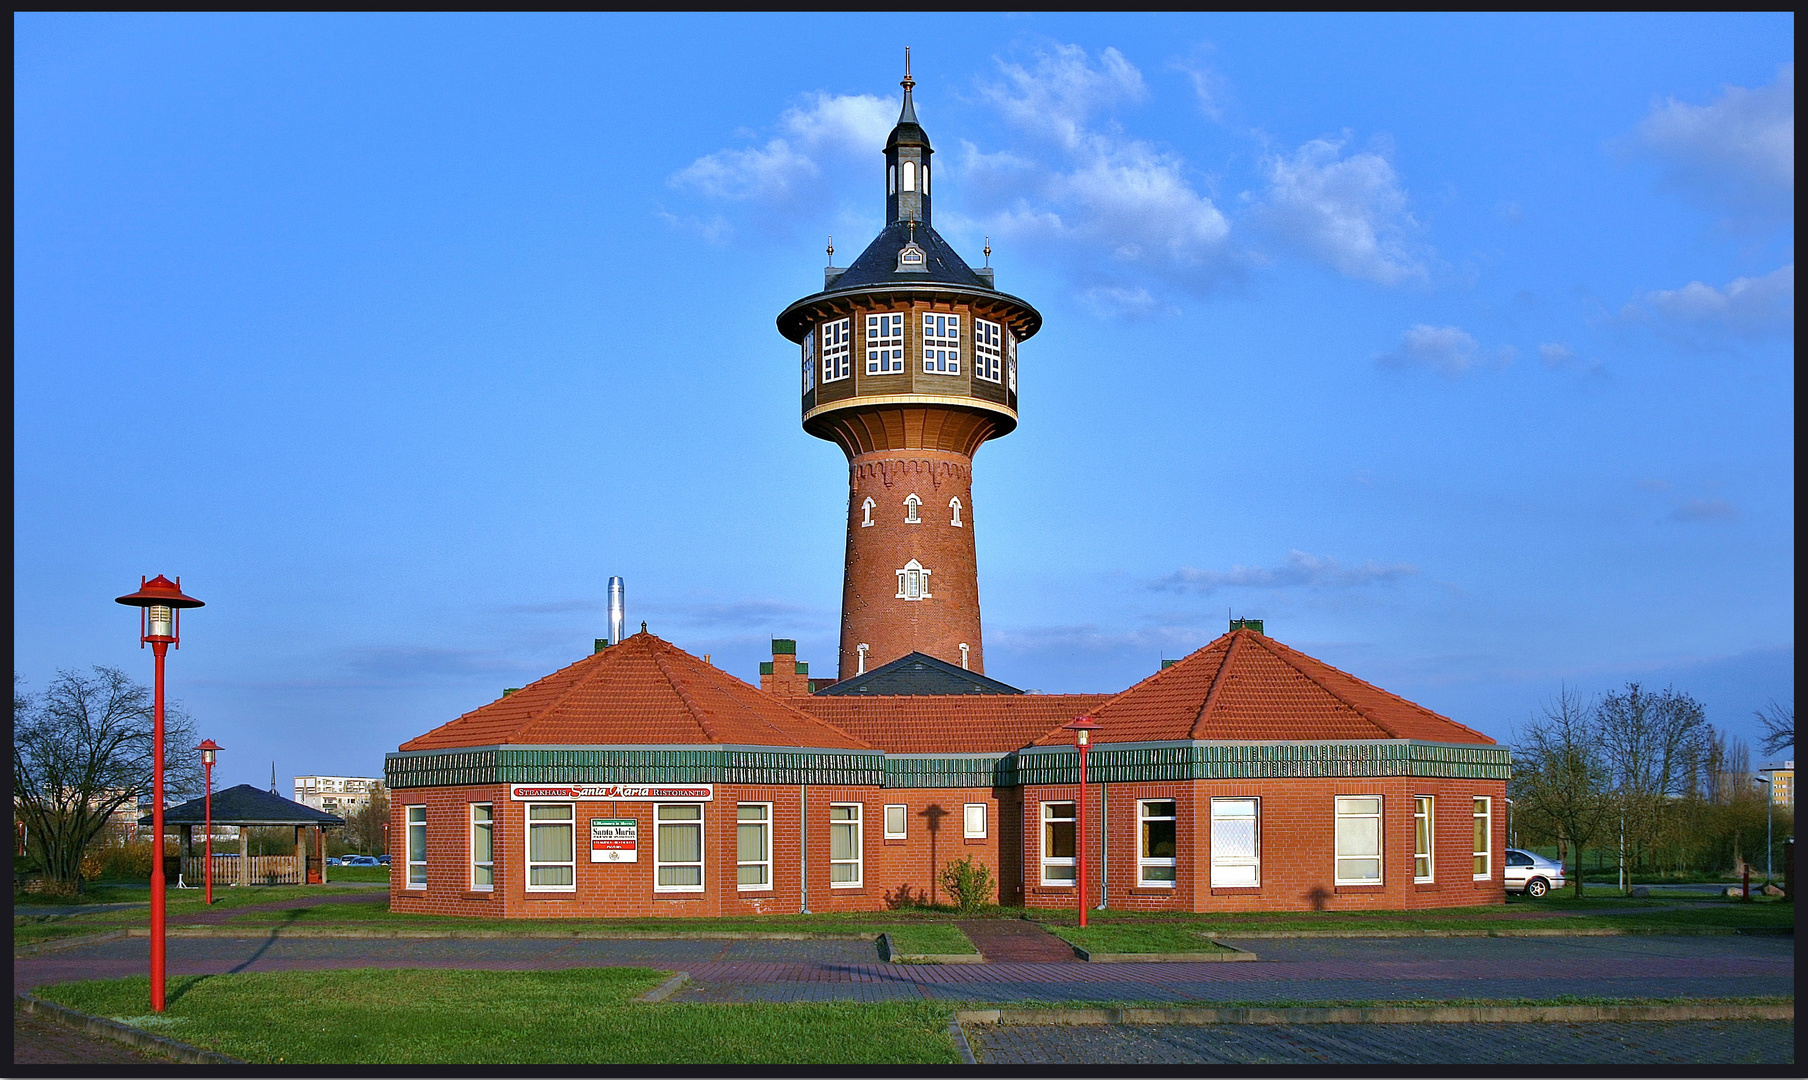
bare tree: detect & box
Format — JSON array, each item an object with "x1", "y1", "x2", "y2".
[
  {"x1": 1596, "y1": 682, "x2": 1709, "y2": 883},
  {"x1": 344, "y1": 787, "x2": 390, "y2": 855},
  {"x1": 1510, "y1": 685, "x2": 1615, "y2": 898},
  {"x1": 1756, "y1": 699, "x2": 1793, "y2": 757},
  {"x1": 13, "y1": 667, "x2": 203, "y2": 892}
]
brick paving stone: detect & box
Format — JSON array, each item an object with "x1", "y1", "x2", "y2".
[
  {"x1": 958, "y1": 920, "x2": 1077, "y2": 962},
  {"x1": 969, "y1": 1021, "x2": 1795, "y2": 1066}
]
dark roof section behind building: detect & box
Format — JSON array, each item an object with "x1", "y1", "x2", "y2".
[
  {"x1": 815, "y1": 650, "x2": 1023, "y2": 696},
  {"x1": 830, "y1": 221, "x2": 992, "y2": 292},
  {"x1": 142, "y1": 784, "x2": 345, "y2": 828}
]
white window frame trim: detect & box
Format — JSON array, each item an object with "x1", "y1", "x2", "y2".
[
  {"x1": 921, "y1": 312, "x2": 961, "y2": 375},
  {"x1": 865, "y1": 312, "x2": 904, "y2": 375},
  {"x1": 820, "y1": 317, "x2": 851, "y2": 383},
  {"x1": 896, "y1": 559, "x2": 932, "y2": 600},
  {"x1": 1209, "y1": 797, "x2": 1261, "y2": 888},
  {"x1": 829, "y1": 802, "x2": 863, "y2": 889},
  {"x1": 963, "y1": 803, "x2": 987, "y2": 839},
  {"x1": 1040, "y1": 800, "x2": 1077, "y2": 887},
  {"x1": 903, "y1": 493, "x2": 921, "y2": 523},
  {"x1": 1414, "y1": 796, "x2": 1435, "y2": 883},
  {"x1": 736, "y1": 801, "x2": 772, "y2": 893},
  {"x1": 1334, "y1": 795, "x2": 1385, "y2": 886},
  {"x1": 654, "y1": 802, "x2": 706, "y2": 894},
  {"x1": 1473, "y1": 796, "x2": 1492, "y2": 881},
  {"x1": 1139, "y1": 798, "x2": 1178, "y2": 888},
  {"x1": 405, "y1": 804, "x2": 427, "y2": 890},
  {"x1": 524, "y1": 802, "x2": 576, "y2": 893},
  {"x1": 974, "y1": 317, "x2": 1003, "y2": 384},
  {"x1": 860, "y1": 497, "x2": 875, "y2": 528},
  {"x1": 949, "y1": 497, "x2": 963, "y2": 527},
  {"x1": 470, "y1": 802, "x2": 494, "y2": 892},
  {"x1": 883, "y1": 803, "x2": 907, "y2": 840}
]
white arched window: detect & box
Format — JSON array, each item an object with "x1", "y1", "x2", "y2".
[
  {"x1": 949, "y1": 497, "x2": 963, "y2": 527},
  {"x1": 860, "y1": 497, "x2": 875, "y2": 528},
  {"x1": 903, "y1": 160, "x2": 916, "y2": 192},
  {"x1": 896, "y1": 559, "x2": 932, "y2": 600},
  {"x1": 904, "y1": 493, "x2": 921, "y2": 523},
  {"x1": 923, "y1": 165, "x2": 929, "y2": 194},
  {"x1": 888, "y1": 164, "x2": 896, "y2": 195}
]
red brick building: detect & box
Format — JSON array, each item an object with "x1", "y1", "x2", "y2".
[{"x1": 385, "y1": 63, "x2": 1508, "y2": 919}]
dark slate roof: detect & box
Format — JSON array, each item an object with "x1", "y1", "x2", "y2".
[
  {"x1": 831, "y1": 221, "x2": 992, "y2": 291},
  {"x1": 814, "y1": 651, "x2": 1023, "y2": 696},
  {"x1": 141, "y1": 784, "x2": 345, "y2": 827}
]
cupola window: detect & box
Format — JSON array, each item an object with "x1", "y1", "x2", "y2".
[
  {"x1": 888, "y1": 164, "x2": 896, "y2": 195},
  {"x1": 802, "y1": 329, "x2": 817, "y2": 393},
  {"x1": 896, "y1": 243, "x2": 926, "y2": 272},
  {"x1": 820, "y1": 318, "x2": 851, "y2": 382},
  {"x1": 1006, "y1": 331, "x2": 1017, "y2": 392},
  {"x1": 922, "y1": 313, "x2": 961, "y2": 374},
  {"x1": 949, "y1": 497, "x2": 963, "y2": 527},
  {"x1": 974, "y1": 319, "x2": 1003, "y2": 383},
  {"x1": 896, "y1": 559, "x2": 931, "y2": 600},
  {"x1": 860, "y1": 497, "x2": 875, "y2": 528},
  {"x1": 922, "y1": 164, "x2": 929, "y2": 194},
  {"x1": 902, "y1": 160, "x2": 917, "y2": 191},
  {"x1": 866, "y1": 313, "x2": 904, "y2": 374},
  {"x1": 904, "y1": 493, "x2": 921, "y2": 523}
]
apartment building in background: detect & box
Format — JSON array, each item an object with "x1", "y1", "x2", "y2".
[{"x1": 295, "y1": 775, "x2": 386, "y2": 817}]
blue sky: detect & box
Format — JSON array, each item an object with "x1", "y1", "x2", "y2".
[{"x1": 15, "y1": 13, "x2": 1793, "y2": 790}]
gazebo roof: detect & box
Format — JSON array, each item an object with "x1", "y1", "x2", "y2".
[{"x1": 141, "y1": 784, "x2": 345, "y2": 828}]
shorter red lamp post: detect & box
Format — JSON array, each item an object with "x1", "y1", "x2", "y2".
[
  {"x1": 1062, "y1": 714, "x2": 1101, "y2": 928},
  {"x1": 198, "y1": 740, "x2": 222, "y2": 905}
]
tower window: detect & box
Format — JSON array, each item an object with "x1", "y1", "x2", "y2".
[
  {"x1": 895, "y1": 559, "x2": 931, "y2": 600},
  {"x1": 1006, "y1": 331, "x2": 1017, "y2": 392},
  {"x1": 888, "y1": 164, "x2": 896, "y2": 195},
  {"x1": 802, "y1": 329, "x2": 817, "y2": 393},
  {"x1": 922, "y1": 164, "x2": 929, "y2": 195},
  {"x1": 922, "y1": 313, "x2": 961, "y2": 375},
  {"x1": 974, "y1": 319, "x2": 1003, "y2": 383},
  {"x1": 903, "y1": 160, "x2": 916, "y2": 192},
  {"x1": 949, "y1": 497, "x2": 963, "y2": 526},
  {"x1": 903, "y1": 493, "x2": 921, "y2": 523},
  {"x1": 865, "y1": 313, "x2": 904, "y2": 374},
  {"x1": 820, "y1": 318, "x2": 851, "y2": 382},
  {"x1": 860, "y1": 497, "x2": 875, "y2": 528}
]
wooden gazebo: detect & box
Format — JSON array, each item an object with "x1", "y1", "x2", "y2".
[{"x1": 141, "y1": 784, "x2": 344, "y2": 886}]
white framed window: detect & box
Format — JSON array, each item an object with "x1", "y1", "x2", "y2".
[
  {"x1": 922, "y1": 313, "x2": 960, "y2": 374},
  {"x1": 820, "y1": 318, "x2": 851, "y2": 382},
  {"x1": 1139, "y1": 799, "x2": 1178, "y2": 886},
  {"x1": 974, "y1": 318, "x2": 1003, "y2": 383},
  {"x1": 888, "y1": 164, "x2": 896, "y2": 195},
  {"x1": 802, "y1": 329, "x2": 816, "y2": 393},
  {"x1": 1334, "y1": 796, "x2": 1383, "y2": 885},
  {"x1": 737, "y1": 803, "x2": 771, "y2": 890},
  {"x1": 922, "y1": 164, "x2": 928, "y2": 194},
  {"x1": 884, "y1": 804, "x2": 907, "y2": 840},
  {"x1": 949, "y1": 497, "x2": 963, "y2": 527},
  {"x1": 1473, "y1": 797, "x2": 1491, "y2": 879},
  {"x1": 405, "y1": 805, "x2": 427, "y2": 889},
  {"x1": 829, "y1": 804, "x2": 862, "y2": 887},
  {"x1": 860, "y1": 497, "x2": 875, "y2": 528},
  {"x1": 1041, "y1": 801, "x2": 1076, "y2": 884},
  {"x1": 655, "y1": 803, "x2": 704, "y2": 892},
  {"x1": 904, "y1": 493, "x2": 921, "y2": 523},
  {"x1": 1210, "y1": 798, "x2": 1259, "y2": 887},
  {"x1": 1006, "y1": 332, "x2": 1017, "y2": 392},
  {"x1": 1414, "y1": 796, "x2": 1434, "y2": 882},
  {"x1": 866, "y1": 313, "x2": 904, "y2": 374},
  {"x1": 963, "y1": 803, "x2": 987, "y2": 839},
  {"x1": 471, "y1": 803, "x2": 494, "y2": 891},
  {"x1": 902, "y1": 159, "x2": 916, "y2": 191},
  {"x1": 526, "y1": 803, "x2": 575, "y2": 891},
  {"x1": 895, "y1": 559, "x2": 932, "y2": 600}
]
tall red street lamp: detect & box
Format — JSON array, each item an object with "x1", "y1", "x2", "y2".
[
  {"x1": 1063, "y1": 714, "x2": 1101, "y2": 929},
  {"x1": 116, "y1": 575, "x2": 204, "y2": 1014},
  {"x1": 198, "y1": 740, "x2": 222, "y2": 905}
]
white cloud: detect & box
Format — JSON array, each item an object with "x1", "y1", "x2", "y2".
[
  {"x1": 1669, "y1": 499, "x2": 1738, "y2": 523},
  {"x1": 1538, "y1": 343, "x2": 1573, "y2": 368},
  {"x1": 1376, "y1": 324, "x2": 1512, "y2": 378},
  {"x1": 1636, "y1": 63, "x2": 1794, "y2": 217},
  {"x1": 1155, "y1": 550, "x2": 1419, "y2": 594},
  {"x1": 979, "y1": 43, "x2": 1146, "y2": 150},
  {"x1": 1169, "y1": 45, "x2": 1226, "y2": 121},
  {"x1": 1639, "y1": 263, "x2": 1794, "y2": 338},
  {"x1": 1255, "y1": 137, "x2": 1428, "y2": 286},
  {"x1": 667, "y1": 93, "x2": 895, "y2": 218}
]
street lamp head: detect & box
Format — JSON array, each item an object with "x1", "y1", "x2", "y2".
[
  {"x1": 1063, "y1": 714, "x2": 1101, "y2": 748},
  {"x1": 198, "y1": 738, "x2": 222, "y2": 765},
  {"x1": 116, "y1": 575, "x2": 204, "y2": 644}
]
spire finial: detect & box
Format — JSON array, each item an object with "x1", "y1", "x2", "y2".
[
  {"x1": 903, "y1": 47, "x2": 913, "y2": 94},
  {"x1": 984, "y1": 236, "x2": 991, "y2": 267},
  {"x1": 896, "y1": 47, "x2": 919, "y2": 126},
  {"x1": 826, "y1": 236, "x2": 834, "y2": 264}
]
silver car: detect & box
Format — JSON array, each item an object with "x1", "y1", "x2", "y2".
[{"x1": 1504, "y1": 848, "x2": 1567, "y2": 898}]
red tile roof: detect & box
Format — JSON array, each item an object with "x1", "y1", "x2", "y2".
[
  {"x1": 792, "y1": 694, "x2": 1111, "y2": 755},
  {"x1": 399, "y1": 632, "x2": 874, "y2": 752},
  {"x1": 1030, "y1": 628, "x2": 1493, "y2": 747}
]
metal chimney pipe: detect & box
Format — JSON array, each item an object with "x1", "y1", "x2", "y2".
[{"x1": 607, "y1": 577, "x2": 626, "y2": 644}]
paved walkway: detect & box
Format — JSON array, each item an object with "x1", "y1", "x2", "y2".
[
  {"x1": 12, "y1": 1005, "x2": 168, "y2": 1066},
  {"x1": 16, "y1": 933, "x2": 1792, "y2": 1005},
  {"x1": 958, "y1": 919, "x2": 1076, "y2": 962},
  {"x1": 969, "y1": 1020, "x2": 1794, "y2": 1066}
]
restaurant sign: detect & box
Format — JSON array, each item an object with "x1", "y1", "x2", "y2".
[
  {"x1": 590, "y1": 819, "x2": 638, "y2": 863},
  {"x1": 509, "y1": 783, "x2": 713, "y2": 802}
]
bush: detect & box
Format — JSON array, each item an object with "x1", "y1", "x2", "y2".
[
  {"x1": 939, "y1": 855, "x2": 995, "y2": 912},
  {"x1": 81, "y1": 841, "x2": 157, "y2": 882}
]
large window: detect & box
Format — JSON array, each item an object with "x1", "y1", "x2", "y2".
[
  {"x1": 866, "y1": 313, "x2": 904, "y2": 374},
  {"x1": 829, "y1": 804, "x2": 862, "y2": 887},
  {"x1": 896, "y1": 559, "x2": 932, "y2": 600},
  {"x1": 526, "y1": 804, "x2": 575, "y2": 891},
  {"x1": 884, "y1": 804, "x2": 907, "y2": 840},
  {"x1": 1473, "y1": 798, "x2": 1491, "y2": 879},
  {"x1": 471, "y1": 803, "x2": 494, "y2": 891},
  {"x1": 802, "y1": 329, "x2": 816, "y2": 393},
  {"x1": 655, "y1": 804, "x2": 704, "y2": 892},
  {"x1": 1414, "y1": 797, "x2": 1434, "y2": 882},
  {"x1": 737, "y1": 803, "x2": 770, "y2": 890},
  {"x1": 1041, "y1": 801, "x2": 1076, "y2": 884},
  {"x1": 964, "y1": 803, "x2": 988, "y2": 839},
  {"x1": 1139, "y1": 799, "x2": 1177, "y2": 886},
  {"x1": 1211, "y1": 797, "x2": 1260, "y2": 887},
  {"x1": 820, "y1": 318, "x2": 851, "y2": 382},
  {"x1": 405, "y1": 805, "x2": 427, "y2": 889},
  {"x1": 974, "y1": 318, "x2": 1003, "y2": 383},
  {"x1": 1334, "y1": 797, "x2": 1383, "y2": 884},
  {"x1": 922, "y1": 313, "x2": 960, "y2": 374},
  {"x1": 1006, "y1": 332, "x2": 1017, "y2": 392}
]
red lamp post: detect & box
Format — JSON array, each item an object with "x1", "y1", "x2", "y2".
[
  {"x1": 197, "y1": 740, "x2": 222, "y2": 905},
  {"x1": 1063, "y1": 714, "x2": 1101, "y2": 928},
  {"x1": 115, "y1": 575, "x2": 205, "y2": 1014}
]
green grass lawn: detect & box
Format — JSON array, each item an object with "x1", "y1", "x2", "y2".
[
  {"x1": 1050, "y1": 923, "x2": 1235, "y2": 955},
  {"x1": 325, "y1": 866, "x2": 390, "y2": 883},
  {"x1": 34, "y1": 969, "x2": 962, "y2": 1065}
]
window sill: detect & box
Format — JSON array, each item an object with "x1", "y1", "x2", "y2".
[
  {"x1": 525, "y1": 889, "x2": 577, "y2": 895},
  {"x1": 1135, "y1": 881, "x2": 1176, "y2": 889},
  {"x1": 1413, "y1": 882, "x2": 1439, "y2": 892},
  {"x1": 1034, "y1": 884, "x2": 1075, "y2": 892},
  {"x1": 654, "y1": 888, "x2": 705, "y2": 895},
  {"x1": 1334, "y1": 883, "x2": 1384, "y2": 893},
  {"x1": 736, "y1": 885, "x2": 773, "y2": 893},
  {"x1": 1473, "y1": 879, "x2": 1496, "y2": 889},
  {"x1": 1210, "y1": 886, "x2": 1261, "y2": 896},
  {"x1": 884, "y1": 837, "x2": 907, "y2": 845},
  {"x1": 964, "y1": 836, "x2": 988, "y2": 845},
  {"x1": 829, "y1": 886, "x2": 866, "y2": 894},
  {"x1": 462, "y1": 890, "x2": 494, "y2": 900},
  {"x1": 404, "y1": 884, "x2": 427, "y2": 890}
]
